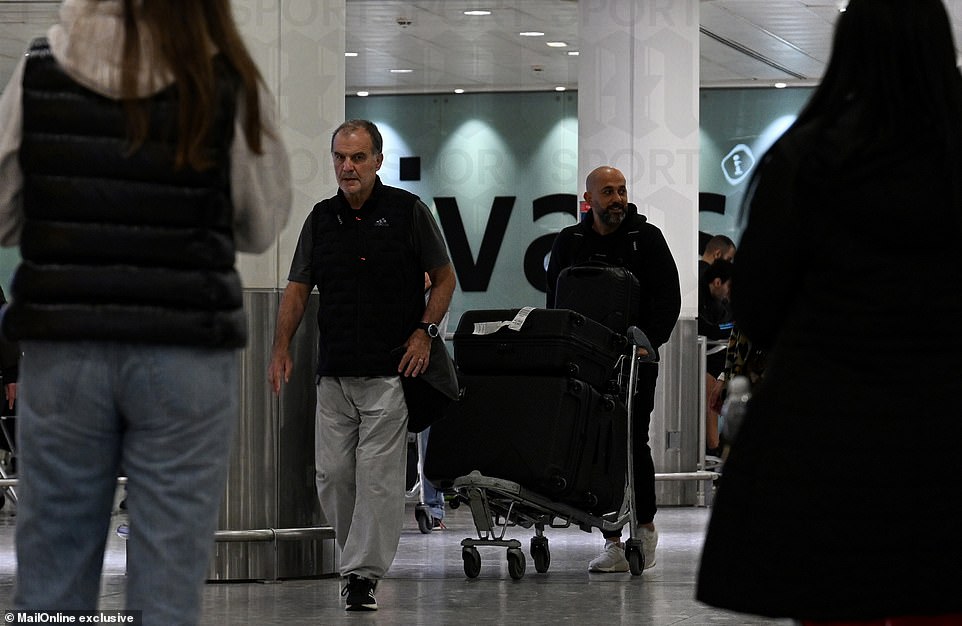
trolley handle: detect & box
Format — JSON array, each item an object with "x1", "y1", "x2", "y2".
[{"x1": 626, "y1": 326, "x2": 658, "y2": 363}]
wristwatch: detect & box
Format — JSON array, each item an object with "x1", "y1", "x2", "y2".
[{"x1": 417, "y1": 322, "x2": 440, "y2": 338}]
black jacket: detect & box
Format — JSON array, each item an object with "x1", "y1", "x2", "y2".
[
  {"x1": 310, "y1": 179, "x2": 427, "y2": 376},
  {"x1": 545, "y1": 212, "x2": 681, "y2": 349},
  {"x1": 697, "y1": 115, "x2": 962, "y2": 619}
]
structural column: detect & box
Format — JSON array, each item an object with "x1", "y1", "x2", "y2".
[
  {"x1": 578, "y1": 0, "x2": 699, "y2": 310},
  {"x1": 236, "y1": 0, "x2": 346, "y2": 284},
  {"x1": 204, "y1": 0, "x2": 346, "y2": 581},
  {"x1": 578, "y1": 0, "x2": 704, "y2": 505}
]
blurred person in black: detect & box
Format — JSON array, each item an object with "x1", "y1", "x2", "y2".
[{"x1": 697, "y1": 0, "x2": 962, "y2": 623}]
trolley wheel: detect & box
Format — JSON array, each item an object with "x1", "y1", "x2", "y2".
[
  {"x1": 507, "y1": 547, "x2": 526, "y2": 580},
  {"x1": 462, "y1": 546, "x2": 482, "y2": 578},
  {"x1": 626, "y1": 545, "x2": 645, "y2": 575},
  {"x1": 415, "y1": 508, "x2": 433, "y2": 534},
  {"x1": 530, "y1": 536, "x2": 550, "y2": 573}
]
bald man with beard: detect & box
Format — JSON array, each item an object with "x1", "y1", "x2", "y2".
[{"x1": 546, "y1": 165, "x2": 681, "y2": 574}]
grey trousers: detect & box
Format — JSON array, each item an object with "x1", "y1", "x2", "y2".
[{"x1": 315, "y1": 376, "x2": 408, "y2": 579}]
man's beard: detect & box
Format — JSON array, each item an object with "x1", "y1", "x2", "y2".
[{"x1": 599, "y1": 207, "x2": 624, "y2": 227}]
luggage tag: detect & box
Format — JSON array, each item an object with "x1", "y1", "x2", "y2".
[{"x1": 471, "y1": 306, "x2": 535, "y2": 335}]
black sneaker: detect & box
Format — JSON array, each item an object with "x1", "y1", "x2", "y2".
[{"x1": 341, "y1": 574, "x2": 378, "y2": 611}]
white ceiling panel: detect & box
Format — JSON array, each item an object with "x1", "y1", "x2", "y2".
[{"x1": 2, "y1": 1, "x2": 962, "y2": 94}]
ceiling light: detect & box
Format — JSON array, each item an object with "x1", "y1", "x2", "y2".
[
  {"x1": 389, "y1": 69, "x2": 414, "y2": 73},
  {"x1": 454, "y1": 88, "x2": 465, "y2": 94},
  {"x1": 344, "y1": 52, "x2": 358, "y2": 57},
  {"x1": 464, "y1": 10, "x2": 491, "y2": 16},
  {"x1": 357, "y1": 91, "x2": 369, "y2": 97},
  {"x1": 519, "y1": 31, "x2": 544, "y2": 37},
  {"x1": 554, "y1": 86, "x2": 566, "y2": 92},
  {"x1": 546, "y1": 42, "x2": 567, "y2": 48},
  {"x1": 774, "y1": 82, "x2": 787, "y2": 89},
  {"x1": 567, "y1": 51, "x2": 580, "y2": 56}
]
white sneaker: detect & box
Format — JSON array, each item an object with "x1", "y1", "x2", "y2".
[
  {"x1": 641, "y1": 526, "x2": 658, "y2": 569},
  {"x1": 588, "y1": 540, "x2": 629, "y2": 573}
]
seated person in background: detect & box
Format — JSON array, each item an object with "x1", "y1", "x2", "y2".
[
  {"x1": 698, "y1": 235, "x2": 736, "y2": 283},
  {"x1": 698, "y1": 259, "x2": 734, "y2": 453},
  {"x1": 708, "y1": 324, "x2": 768, "y2": 453}
]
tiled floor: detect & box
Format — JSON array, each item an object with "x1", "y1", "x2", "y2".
[{"x1": 0, "y1": 489, "x2": 792, "y2": 626}]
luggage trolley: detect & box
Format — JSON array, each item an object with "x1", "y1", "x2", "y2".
[{"x1": 447, "y1": 326, "x2": 658, "y2": 579}]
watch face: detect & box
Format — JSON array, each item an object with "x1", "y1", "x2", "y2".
[{"x1": 427, "y1": 323, "x2": 439, "y2": 337}]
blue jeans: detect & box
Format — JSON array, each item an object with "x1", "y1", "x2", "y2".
[
  {"x1": 418, "y1": 427, "x2": 444, "y2": 520},
  {"x1": 14, "y1": 341, "x2": 238, "y2": 626}
]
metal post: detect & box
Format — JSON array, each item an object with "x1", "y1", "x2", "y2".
[
  {"x1": 625, "y1": 348, "x2": 641, "y2": 541},
  {"x1": 696, "y1": 336, "x2": 708, "y2": 506}
]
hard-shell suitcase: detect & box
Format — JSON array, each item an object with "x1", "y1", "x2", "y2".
[
  {"x1": 424, "y1": 374, "x2": 627, "y2": 515},
  {"x1": 554, "y1": 263, "x2": 640, "y2": 334},
  {"x1": 453, "y1": 307, "x2": 626, "y2": 390}
]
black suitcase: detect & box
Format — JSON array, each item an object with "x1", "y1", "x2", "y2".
[
  {"x1": 554, "y1": 263, "x2": 640, "y2": 334},
  {"x1": 454, "y1": 308, "x2": 626, "y2": 390},
  {"x1": 424, "y1": 374, "x2": 627, "y2": 515}
]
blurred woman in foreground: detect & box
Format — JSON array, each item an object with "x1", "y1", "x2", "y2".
[{"x1": 697, "y1": 1, "x2": 962, "y2": 623}]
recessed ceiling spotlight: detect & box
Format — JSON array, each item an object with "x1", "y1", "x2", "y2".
[
  {"x1": 554, "y1": 86, "x2": 566, "y2": 92},
  {"x1": 546, "y1": 42, "x2": 568, "y2": 48},
  {"x1": 344, "y1": 52, "x2": 358, "y2": 57},
  {"x1": 389, "y1": 69, "x2": 414, "y2": 73},
  {"x1": 774, "y1": 82, "x2": 787, "y2": 89},
  {"x1": 464, "y1": 10, "x2": 491, "y2": 16},
  {"x1": 454, "y1": 88, "x2": 465, "y2": 94},
  {"x1": 519, "y1": 31, "x2": 544, "y2": 37},
  {"x1": 357, "y1": 91, "x2": 369, "y2": 97},
  {"x1": 567, "y1": 51, "x2": 580, "y2": 56}
]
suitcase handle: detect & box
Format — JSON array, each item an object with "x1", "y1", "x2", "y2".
[{"x1": 562, "y1": 264, "x2": 611, "y2": 278}]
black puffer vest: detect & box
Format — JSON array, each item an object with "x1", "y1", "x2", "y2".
[
  {"x1": 2, "y1": 38, "x2": 245, "y2": 348},
  {"x1": 311, "y1": 178, "x2": 426, "y2": 376}
]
